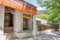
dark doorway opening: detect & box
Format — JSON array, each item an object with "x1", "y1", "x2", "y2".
[
  {"x1": 23, "y1": 18, "x2": 28, "y2": 30},
  {"x1": 4, "y1": 13, "x2": 13, "y2": 33}
]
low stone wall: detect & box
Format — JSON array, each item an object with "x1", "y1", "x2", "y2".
[
  {"x1": 4, "y1": 31, "x2": 34, "y2": 40},
  {"x1": 38, "y1": 29, "x2": 54, "y2": 35},
  {"x1": 13, "y1": 32, "x2": 33, "y2": 39},
  {"x1": 4, "y1": 27, "x2": 14, "y2": 33}
]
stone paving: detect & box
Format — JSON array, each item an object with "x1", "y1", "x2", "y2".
[
  {"x1": 0, "y1": 31, "x2": 60, "y2": 40},
  {"x1": 13, "y1": 34, "x2": 60, "y2": 40},
  {"x1": 0, "y1": 34, "x2": 60, "y2": 40}
]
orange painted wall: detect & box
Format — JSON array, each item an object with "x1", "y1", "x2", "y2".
[{"x1": 0, "y1": 0, "x2": 37, "y2": 15}]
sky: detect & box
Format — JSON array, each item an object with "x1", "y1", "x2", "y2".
[{"x1": 25, "y1": 0, "x2": 46, "y2": 10}]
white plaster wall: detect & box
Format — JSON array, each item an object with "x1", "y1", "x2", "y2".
[
  {"x1": 32, "y1": 15, "x2": 38, "y2": 35},
  {"x1": 14, "y1": 10, "x2": 23, "y2": 32},
  {"x1": 0, "y1": 5, "x2": 5, "y2": 35}
]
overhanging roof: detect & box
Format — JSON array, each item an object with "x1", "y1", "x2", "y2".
[{"x1": 0, "y1": 0, "x2": 37, "y2": 15}]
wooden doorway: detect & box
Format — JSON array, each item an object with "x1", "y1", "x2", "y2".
[
  {"x1": 4, "y1": 13, "x2": 14, "y2": 33},
  {"x1": 23, "y1": 18, "x2": 28, "y2": 30}
]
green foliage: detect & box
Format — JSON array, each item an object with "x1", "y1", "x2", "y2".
[
  {"x1": 37, "y1": 0, "x2": 60, "y2": 24},
  {"x1": 38, "y1": 14, "x2": 48, "y2": 20}
]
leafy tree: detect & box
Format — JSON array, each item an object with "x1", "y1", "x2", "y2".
[
  {"x1": 37, "y1": 0, "x2": 60, "y2": 31},
  {"x1": 37, "y1": 0, "x2": 60, "y2": 24}
]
